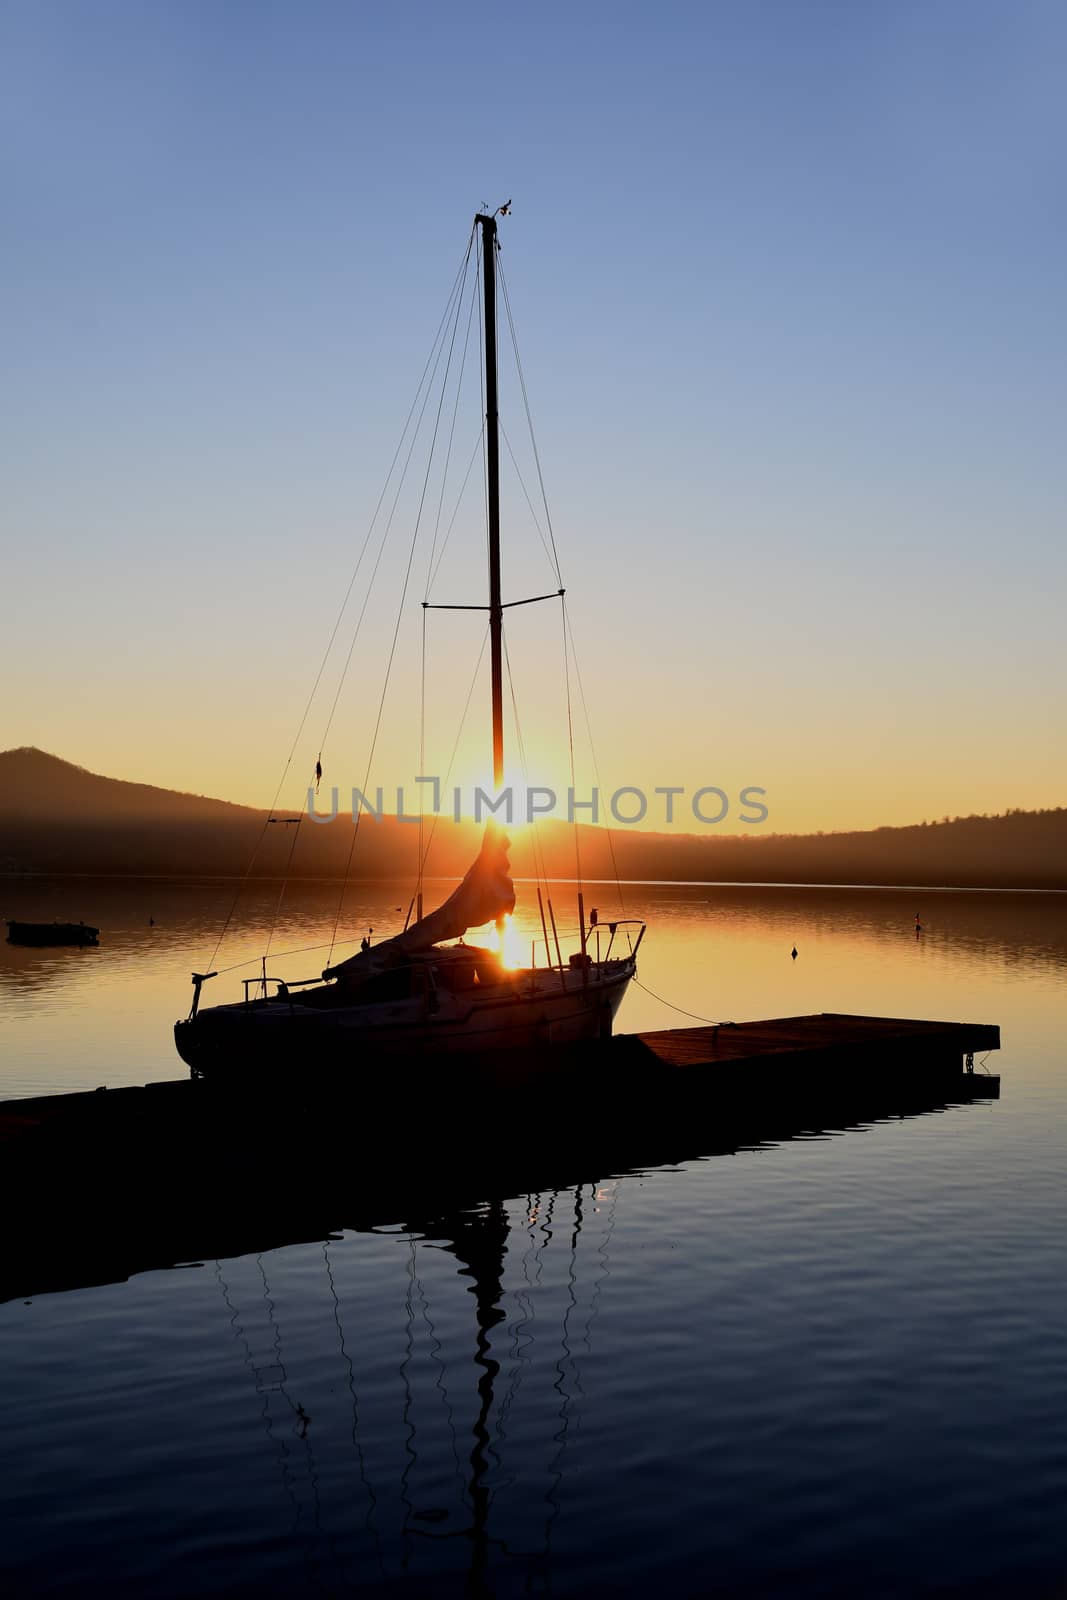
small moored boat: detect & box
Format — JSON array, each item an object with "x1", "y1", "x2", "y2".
[{"x1": 6, "y1": 920, "x2": 99, "y2": 948}]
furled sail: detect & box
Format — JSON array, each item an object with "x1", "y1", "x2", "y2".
[{"x1": 325, "y1": 824, "x2": 514, "y2": 980}]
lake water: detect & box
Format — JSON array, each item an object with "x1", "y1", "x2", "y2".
[{"x1": 1, "y1": 876, "x2": 1065, "y2": 1596}]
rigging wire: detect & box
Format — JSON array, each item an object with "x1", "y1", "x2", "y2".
[
  {"x1": 418, "y1": 261, "x2": 481, "y2": 910},
  {"x1": 262, "y1": 806, "x2": 309, "y2": 966},
  {"x1": 500, "y1": 254, "x2": 620, "y2": 925},
  {"x1": 210, "y1": 934, "x2": 367, "y2": 979},
  {"x1": 502, "y1": 627, "x2": 553, "y2": 901},
  {"x1": 497, "y1": 257, "x2": 563, "y2": 587},
  {"x1": 325, "y1": 242, "x2": 476, "y2": 964},
  {"x1": 418, "y1": 601, "x2": 427, "y2": 914},
  {"x1": 500, "y1": 252, "x2": 626, "y2": 923},
  {"x1": 202, "y1": 229, "x2": 476, "y2": 976},
  {"x1": 314, "y1": 230, "x2": 475, "y2": 767},
  {"x1": 426, "y1": 425, "x2": 486, "y2": 598},
  {"x1": 478, "y1": 237, "x2": 574, "y2": 901},
  {"x1": 560, "y1": 596, "x2": 583, "y2": 896},
  {"x1": 562, "y1": 599, "x2": 628, "y2": 919},
  {"x1": 423, "y1": 263, "x2": 481, "y2": 599},
  {"x1": 207, "y1": 219, "x2": 632, "y2": 992},
  {"x1": 499, "y1": 256, "x2": 630, "y2": 927},
  {"x1": 266, "y1": 245, "x2": 474, "y2": 962},
  {"x1": 477, "y1": 231, "x2": 490, "y2": 609},
  {"x1": 417, "y1": 625, "x2": 490, "y2": 884},
  {"x1": 208, "y1": 632, "x2": 490, "y2": 979},
  {"x1": 499, "y1": 419, "x2": 559, "y2": 583}
]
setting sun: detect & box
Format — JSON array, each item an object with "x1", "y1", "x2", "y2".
[{"x1": 487, "y1": 912, "x2": 526, "y2": 971}]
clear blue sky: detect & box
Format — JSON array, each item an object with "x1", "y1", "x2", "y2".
[{"x1": 3, "y1": 0, "x2": 1065, "y2": 831}]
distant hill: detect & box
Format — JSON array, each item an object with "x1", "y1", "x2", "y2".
[
  {"x1": 1, "y1": 748, "x2": 1065, "y2": 890},
  {"x1": 592, "y1": 808, "x2": 1067, "y2": 892},
  {"x1": 0, "y1": 747, "x2": 472, "y2": 881},
  {"x1": 0, "y1": 748, "x2": 257, "y2": 823}
]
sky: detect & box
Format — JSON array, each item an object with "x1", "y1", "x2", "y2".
[{"x1": 3, "y1": 0, "x2": 1065, "y2": 836}]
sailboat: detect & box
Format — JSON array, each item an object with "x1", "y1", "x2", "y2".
[{"x1": 174, "y1": 209, "x2": 645, "y2": 1076}]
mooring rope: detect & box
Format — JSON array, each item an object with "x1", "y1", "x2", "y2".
[{"x1": 631, "y1": 976, "x2": 725, "y2": 1027}]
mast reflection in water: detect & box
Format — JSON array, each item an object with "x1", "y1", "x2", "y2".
[
  {"x1": 207, "y1": 1185, "x2": 606, "y2": 1597},
  {"x1": 2, "y1": 1061, "x2": 1023, "y2": 1600}
]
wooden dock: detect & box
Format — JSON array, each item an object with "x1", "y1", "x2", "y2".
[
  {"x1": 621, "y1": 1012, "x2": 1000, "y2": 1077},
  {"x1": 0, "y1": 1013, "x2": 1000, "y2": 1303},
  {"x1": 0, "y1": 1012, "x2": 1001, "y2": 1149}
]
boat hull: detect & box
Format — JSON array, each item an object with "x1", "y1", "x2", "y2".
[
  {"x1": 174, "y1": 960, "x2": 635, "y2": 1078},
  {"x1": 6, "y1": 921, "x2": 99, "y2": 948}
]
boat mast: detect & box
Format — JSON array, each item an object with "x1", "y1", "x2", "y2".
[{"x1": 477, "y1": 211, "x2": 505, "y2": 790}]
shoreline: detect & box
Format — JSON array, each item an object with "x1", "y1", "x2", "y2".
[{"x1": 3, "y1": 871, "x2": 1066, "y2": 896}]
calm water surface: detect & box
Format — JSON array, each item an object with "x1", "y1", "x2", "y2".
[{"x1": 1, "y1": 877, "x2": 1065, "y2": 1596}]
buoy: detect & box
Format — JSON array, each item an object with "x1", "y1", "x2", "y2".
[{"x1": 791, "y1": 946, "x2": 798, "y2": 961}]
